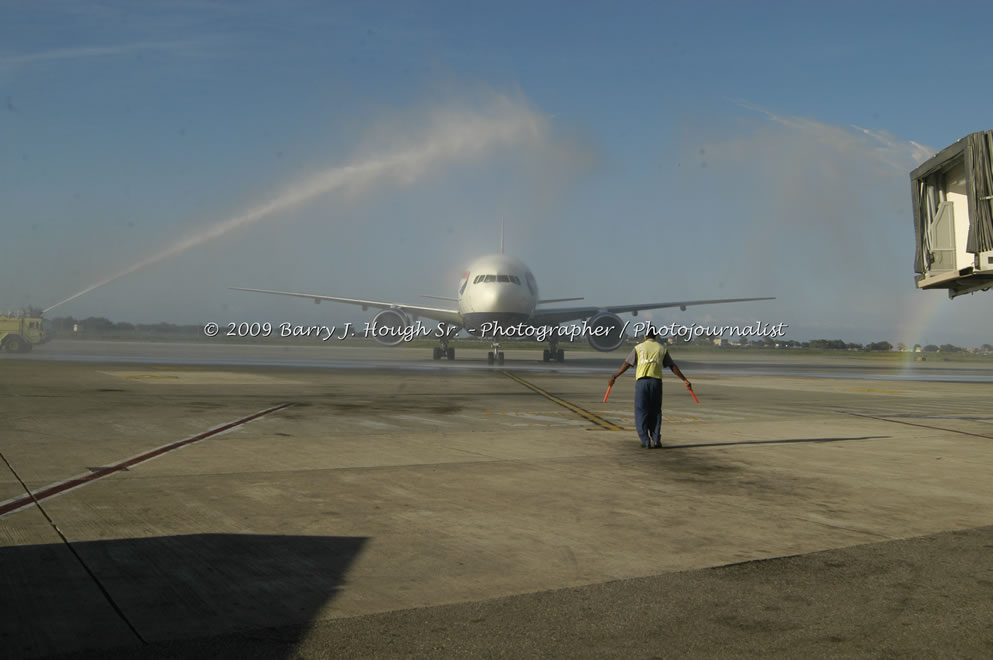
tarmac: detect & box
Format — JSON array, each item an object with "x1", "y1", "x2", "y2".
[{"x1": 2, "y1": 340, "x2": 992, "y2": 658}]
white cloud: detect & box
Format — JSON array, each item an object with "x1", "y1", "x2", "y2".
[{"x1": 0, "y1": 39, "x2": 217, "y2": 69}]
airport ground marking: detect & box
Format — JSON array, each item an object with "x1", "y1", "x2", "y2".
[
  {"x1": 845, "y1": 411, "x2": 993, "y2": 440},
  {"x1": 0, "y1": 449, "x2": 149, "y2": 644},
  {"x1": 0, "y1": 402, "x2": 294, "y2": 518},
  {"x1": 501, "y1": 370, "x2": 625, "y2": 431}
]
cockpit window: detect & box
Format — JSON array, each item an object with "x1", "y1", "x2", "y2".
[
  {"x1": 525, "y1": 271, "x2": 537, "y2": 296},
  {"x1": 476, "y1": 273, "x2": 520, "y2": 284}
]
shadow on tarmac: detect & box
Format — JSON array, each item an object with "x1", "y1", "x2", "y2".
[
  {"x1": 2, "y1": 533, "x2": 367, "y2": 658},
  {"x1": 663, "y1": 435, "x2": 890, "y2": 450}
]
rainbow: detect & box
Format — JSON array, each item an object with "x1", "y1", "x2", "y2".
[{"x1": 894, "y1": 293, "x2": 946, "y2": 362}]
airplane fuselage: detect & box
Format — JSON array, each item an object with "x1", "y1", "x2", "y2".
[{"x1": 457, "y1": 254, "x2": 538, "y2": 334}]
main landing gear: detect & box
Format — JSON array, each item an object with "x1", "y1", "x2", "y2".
[
  {"x1": 432, "y1": 346, "x2": 455, "y2": 360},
  {"x1": 487, "y1": 341, "x2": 505, "y2": 365},
  {"x1": 432, "y1": 334, "x2": 455, "y2": 360},
  {"x1": 542, "y1": 338, "x2": 565, "y2": 363}
]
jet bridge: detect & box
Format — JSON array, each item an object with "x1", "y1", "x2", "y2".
[{"x1": 912, "y1": 130, "x2": 993, "y2": 297}]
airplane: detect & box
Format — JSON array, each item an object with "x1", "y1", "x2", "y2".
[{"x1": 232, "y1": 253, "x2": 773, "y2": 365}]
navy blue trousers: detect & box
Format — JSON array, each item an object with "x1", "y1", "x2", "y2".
[{"x1": 634, "y1": 377, "x2": 662, "y2": 447}]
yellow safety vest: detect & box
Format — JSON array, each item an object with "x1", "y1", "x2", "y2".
[{"x1": 634, "y1": 340, "x2": 666, "y2": 380}]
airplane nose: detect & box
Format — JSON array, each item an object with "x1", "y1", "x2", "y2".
[
  {"x1": 478, "y1": 284, "x2": 517, "y2": 312},
  {"x1": 494, "y1": 286, "x2": 516, "y2": 311}
]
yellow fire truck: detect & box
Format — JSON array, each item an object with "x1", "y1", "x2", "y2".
[{"x1": 0, "y1": 313, "x2": 47, "y2": 352}]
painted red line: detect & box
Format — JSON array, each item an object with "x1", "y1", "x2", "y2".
[{"x1": 0, "y1": 402, "x2": 292, "y2": 518}]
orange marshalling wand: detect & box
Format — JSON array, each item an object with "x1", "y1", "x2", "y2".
[
  {"x1": 603, "y1": 384, "x2": 613, "y2": 403},
  {"x1": 686, "y1": 382, "x2": 699, "y2": 403}
]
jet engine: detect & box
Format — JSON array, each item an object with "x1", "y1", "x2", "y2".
[
  {"x1": 586, "y1": 312, "x2": 626, "y2": 352},
  {"x1": 370, "y1": 308, "x2": 410, "y2": 346}
]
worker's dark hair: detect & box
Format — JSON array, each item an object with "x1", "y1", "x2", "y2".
[{"x1": 644, "y1": 325, "x2": 658, "y2": 339}]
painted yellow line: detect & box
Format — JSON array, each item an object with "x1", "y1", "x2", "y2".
[
  {"x1": 844, "y1": 388, "x2": 902, "y2": 394},
  {"x1": 502, "y1": 371, "x2": 625, "y2": 431}
]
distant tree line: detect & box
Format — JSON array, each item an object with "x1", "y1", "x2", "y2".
[
  {"x1": 678, "y1": 337, "x2": 991, "y2": 352},
  {"x1": 805, "y1": 339, "x2": 893, "y2": 351},
  {"x1": 921, "y1": 344, "x2": 971, "y2": 353},
  {"x1": 47, "y1": 316, "x2": 202, "y2": 336}
]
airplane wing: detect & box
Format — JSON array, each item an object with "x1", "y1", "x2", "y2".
[
  {"x1": 230, "y1": 288, "x2": 463, "y2": 325},
  {"x1": 537, "y1": 297, "x2": 584, "y2": 304},
  {"x1": 530, "y1": 296, "x2": 775, "y2": 326}
]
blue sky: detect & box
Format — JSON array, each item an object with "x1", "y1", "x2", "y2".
[{"x1": 2, "y1": 1, "x2": 992, "y2": 346}]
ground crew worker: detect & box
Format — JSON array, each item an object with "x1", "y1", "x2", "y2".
[{"x1": 608, "y1": 327, "x2": 691, "y2": 448}]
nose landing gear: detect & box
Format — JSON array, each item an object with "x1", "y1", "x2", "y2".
[
  {"x1": 487, "y1": 341, "x2": 505, "y2": 365},
  {"x1": 431, "y1": 330, "x2": 457, "y2": 360}
]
